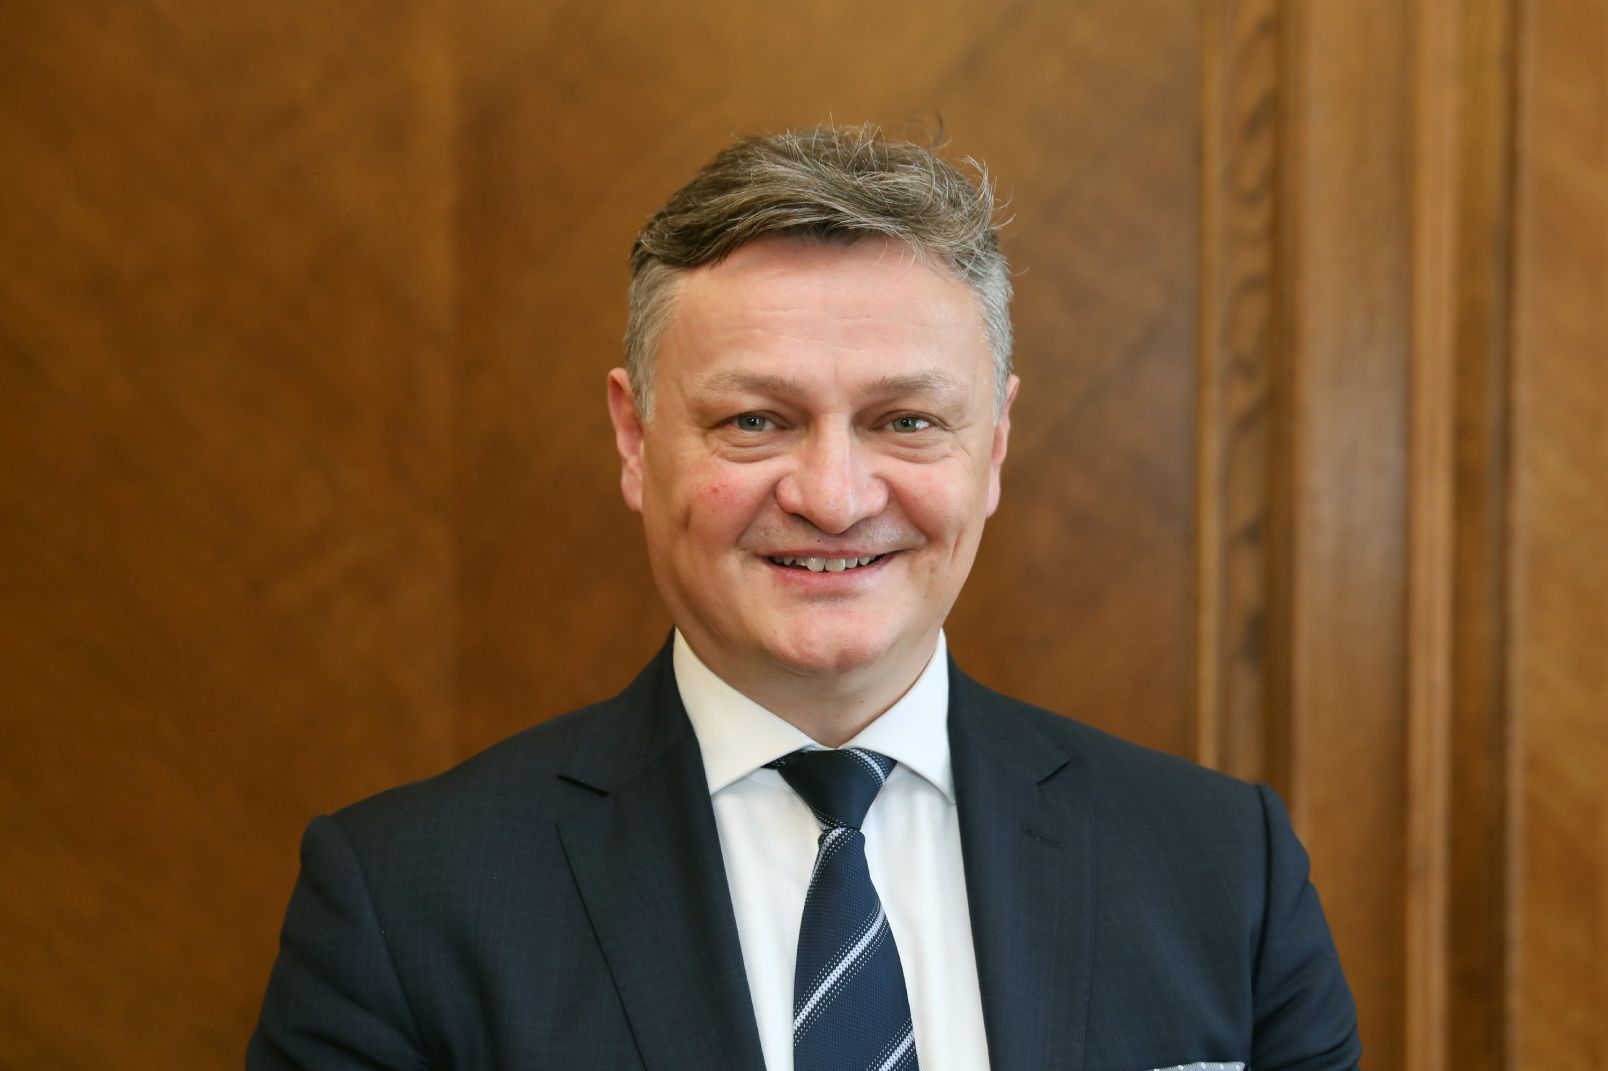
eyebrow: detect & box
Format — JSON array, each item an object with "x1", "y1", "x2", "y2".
[{"x1": 698, "y1": 369, "x2": 968, "y2": 404}]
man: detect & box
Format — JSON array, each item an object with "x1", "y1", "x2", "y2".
[{"x1": 250, "y1": 124, "x2": 1360, "y2": 1070}]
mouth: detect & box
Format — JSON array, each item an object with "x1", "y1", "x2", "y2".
[{"x1": 763, "y1": 553, "x2": 889, "y2": 574}]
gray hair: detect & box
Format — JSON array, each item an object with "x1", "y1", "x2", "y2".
[{"x1": 624, "y1": 123, "x2": 1013, "y2": 418}]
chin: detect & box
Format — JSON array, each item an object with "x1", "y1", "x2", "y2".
[{"x1": 764, "y1": 627, "x2": 899, "y2": 680}]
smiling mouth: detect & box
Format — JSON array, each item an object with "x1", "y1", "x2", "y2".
[{"x1": 764, "y1": 554, "x2": 888, "y2": 573}]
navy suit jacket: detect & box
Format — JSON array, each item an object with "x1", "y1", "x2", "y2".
[{"x1": 249, "y1": 644, "x2": 1361, "y2": 1069}]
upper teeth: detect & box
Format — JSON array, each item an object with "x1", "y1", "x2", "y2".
[{"x1": 770, "y1": 555, "x2": 879, "y2": 572}]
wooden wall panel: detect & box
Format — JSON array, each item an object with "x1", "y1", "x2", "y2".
[
  {"x1": 1437, "y1": 2, "x2": 1521, "y2": 1068},
  {"x1": 0, "y1": 6, "x2": 454, "y2": 1067},
  {"x1": 1197, "y1": 0, "x2": 1283, "y2": 788},
  {"x1": 1279, "y1": 1, "x2": 1415, "y2": 1060},
  {"x1": 1197, "y1": 4, "x2": 1534, "y2": 1067},
  {"x1": 1404, "y1": 2, "x2": 1525, "y2": 1067},
  {"x1": 1511, "y1": 0, "x2": 1608, "y2": 1063},
  {"x1": 1407, "y1": 2, "x2": 1461, "y2": 1064}
]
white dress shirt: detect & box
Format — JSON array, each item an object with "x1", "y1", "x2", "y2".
[{"x1": 673, "y1": 630, "x2": 992, "y2": 1071}]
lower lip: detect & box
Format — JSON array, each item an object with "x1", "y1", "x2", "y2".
[{"x1": 762, "y1": 553, "x2": 895, "y2": 585}]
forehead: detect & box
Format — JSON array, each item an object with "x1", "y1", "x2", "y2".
[{"x1": 659, "y1": 235, "x2": 992, "y2": 396}]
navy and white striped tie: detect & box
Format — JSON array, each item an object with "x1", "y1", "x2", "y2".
[{"x1": 768, "y1": 748, "x2": 919, "y2": 1071}]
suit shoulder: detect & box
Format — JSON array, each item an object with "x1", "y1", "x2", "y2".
[
  {"x1": 325, "y1": 641, "x2": 682, "y2": 851},
  {"x1": 327, "y1": 696, "x2": 614, "y2": 842},
  {"x1": 963, "y1": 676, "x2": 1266, "y2": 818}
]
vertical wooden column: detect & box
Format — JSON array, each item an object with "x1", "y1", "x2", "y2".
[
  {"x1": 1437, "y1": 2, "x2": 1521, "y2": 1069},
  {"x1": 1279, "y1": 1, "x2": 1416, "y2": 1061},
  {"x1": 1403, "y1": 3, "x2": 1524, "y2": 1067},
  {"x1": 1511, "y1": 0, "x2": 1608, "y2": 1063},
  {"x1": 1202, "y1": 4, "x2": 1526, "y2": 1065},
  {"x1": 1197, "y1": 0, "x2": 1285, "y2": 791},
  {"x1": 1408, "y1": 1, "x2": 1462, "y2": 1065},
  {"x1": 1201, "y1": 1, "x2": 1423, "y2": 1059}
]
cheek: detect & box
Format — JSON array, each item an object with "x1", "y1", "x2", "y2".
[
  {"x1": 895, "y1": 467, "x2": 986, "y2": 537},
  {"x1": 678, "y1": 471, "x2": 771, "y2": 537},
  {"x1": 689, "y1": 477, "x2": 743, "y2": 520},
  {"x1": 695, "y1": 477, "x2": 736, "y2": 505}
]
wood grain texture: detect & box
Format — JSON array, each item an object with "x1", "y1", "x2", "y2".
[
  {"x1": 1197, "y1": 0, "x2": 1283, "y2": 787},
  {"x1": 1409, "y1": 1, "x2": 1462, "y2": 1064},
  {"x1": 1280, "y1": 0, "x2": 1415, "y2": 1060},
  {"x1": 1511, "y1": 0, "x2": 1608, "y2": 1064},
  {"x1": 1403, "y1": 6, "x2": 1526, "y2": 1068},
  {"x1": 1443, "y1": 2, "x2": 1522, "y2": 1068},
  {"x1": 0, "y1": 5, "x2": 455, "y2": 1067}
]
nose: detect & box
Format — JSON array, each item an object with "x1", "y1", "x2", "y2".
[{"x1": 773, "y1": 425, "x2": 889, "y2": 535}]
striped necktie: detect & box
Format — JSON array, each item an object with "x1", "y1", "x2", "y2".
[{"x1": 768, "y1": 747, "x2": 919, "y2": 1071}]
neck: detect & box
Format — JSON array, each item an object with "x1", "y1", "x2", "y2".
[{"x1": 683, "y1": 632, "x2": 940, "y2": 747}]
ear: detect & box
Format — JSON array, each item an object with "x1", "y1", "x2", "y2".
[
  {"x1": 606, "y1": 368, "x2": 646, "y2": 514},
  {"x1": 985, "y1": 374, "x2": 1020, "y2": 518}
]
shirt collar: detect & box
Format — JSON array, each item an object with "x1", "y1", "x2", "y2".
[{"x1": 673, "y1": 629, "x2": 954, "y2": 802}]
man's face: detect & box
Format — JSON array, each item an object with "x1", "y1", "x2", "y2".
[{"x1": 607, "y1": 235, "x2": 1017, "y2": 698}]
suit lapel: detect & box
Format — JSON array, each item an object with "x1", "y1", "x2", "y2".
[
  {"x1": 949, "y1": 663, "x2": 1094, "y2": 1071},
  {"x1": 556, "y1": 646, "x2": 765, "y2": 1071}
]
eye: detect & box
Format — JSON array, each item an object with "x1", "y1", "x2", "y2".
[
  {"x1": 730, "y1": 413, "x2": 777, "y2": 432},
  {"x1": 887, "y1": 415, "x2": 933, "y2": 434}
]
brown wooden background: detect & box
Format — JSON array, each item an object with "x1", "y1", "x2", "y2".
[{"x1": 1, "y1": 2, "x2": 1603, "y2": 1068}]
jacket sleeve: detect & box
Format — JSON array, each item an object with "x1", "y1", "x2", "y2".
[
  {"x1": 1249, "y1": 784, "x2": 1363, "y2": 1071},
  {"x1": 247, "y1": 815, "x2": 428, "y2": 1070}
]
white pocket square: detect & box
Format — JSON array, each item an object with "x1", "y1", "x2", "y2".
[{"x1": 1149, "y1": 1064, "x2": 1245, "y2": 1071}]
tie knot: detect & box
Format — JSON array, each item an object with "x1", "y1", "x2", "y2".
[{"x1": 768, "y1": 748, "x2": 895, "y2": 830}]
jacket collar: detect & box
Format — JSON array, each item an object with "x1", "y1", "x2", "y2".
[{"x1": 556, "y1": 644, "x2": 767, "y2": 1069}]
